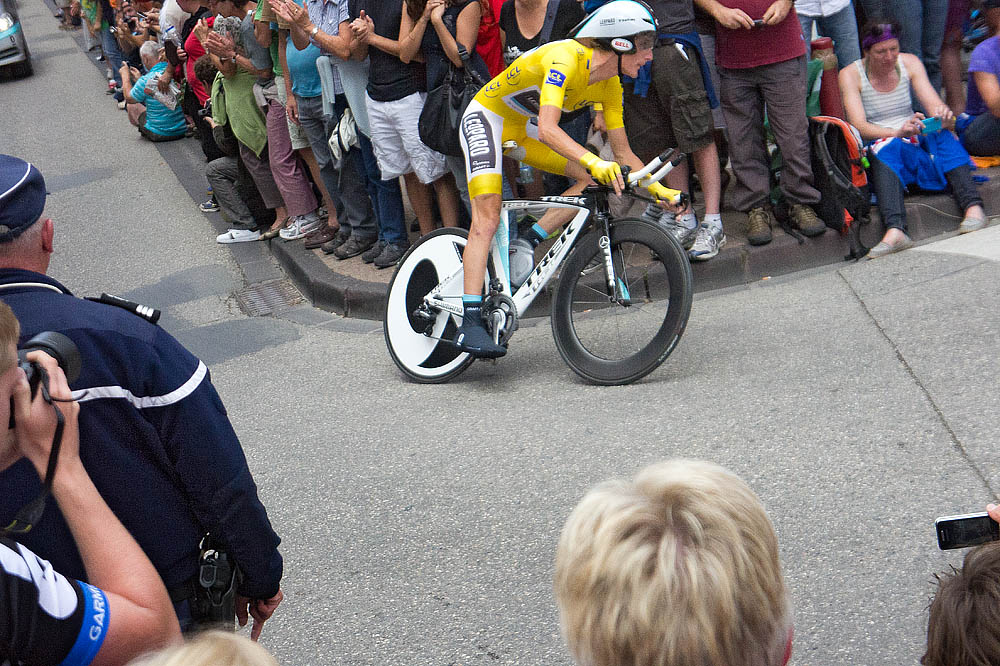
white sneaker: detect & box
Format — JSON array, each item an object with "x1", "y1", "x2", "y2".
[
  {"x1": 217, "y1": 229, "x2": 261, "y2": 244},
  {"x1": 688, "y1": 224, "x2": 726, "y2": 261},
  {"x1": 279, "y1": 213, "x2": 323, "y2": 240}
]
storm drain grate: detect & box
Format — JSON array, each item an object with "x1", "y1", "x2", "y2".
[{"x1": 235, "y1": 280, "x2": 304, "y2": 316}]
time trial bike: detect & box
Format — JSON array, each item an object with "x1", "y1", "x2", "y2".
[{"x1": 383, "y1": 148, "x2": 693, "y2": 385}]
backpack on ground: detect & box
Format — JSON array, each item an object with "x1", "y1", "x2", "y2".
[{"x1": 808, "y1": 115, "x2": 872, "y2": 260}]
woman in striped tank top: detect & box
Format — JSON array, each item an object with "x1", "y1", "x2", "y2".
[{"x1": 839, "y1": 21, "x2": 987, "y2": 258}]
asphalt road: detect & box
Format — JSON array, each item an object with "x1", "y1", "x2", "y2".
[{"x1": 4, "y1": 5, "x2": 1000, "y2": 664}]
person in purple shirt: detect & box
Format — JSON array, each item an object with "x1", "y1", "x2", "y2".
[{"x1": 959, "y1": 0, "x2": 1000, "y2": 156}]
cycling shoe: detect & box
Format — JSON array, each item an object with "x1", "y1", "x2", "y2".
[{"x1": 451, "y1": 320, "x2": 507, "y2": 359}]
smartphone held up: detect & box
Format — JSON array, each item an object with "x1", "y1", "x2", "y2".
[{"x1": 936, "y1": 512, "x2": 1000, "y2": 550}]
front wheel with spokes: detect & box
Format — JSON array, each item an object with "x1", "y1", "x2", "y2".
[{"x1": 550, "y1": 218, "x2": 693, "y2": 385}]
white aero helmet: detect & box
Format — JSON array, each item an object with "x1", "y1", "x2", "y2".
[{"x1": 569, "y1": 0, "x2": 659, "y2": 54}]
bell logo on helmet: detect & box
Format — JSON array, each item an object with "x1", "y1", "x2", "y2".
[{"x1": 611, "y1": 37, "x2": 633, "y2": 51}]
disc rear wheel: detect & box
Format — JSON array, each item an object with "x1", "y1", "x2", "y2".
[{"x1": 384, "y1": 228, "x2": 475, "y2": 383}]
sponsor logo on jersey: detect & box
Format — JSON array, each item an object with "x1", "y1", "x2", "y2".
[
  {"x1": 89, "y1": 590, "x2": 107, "y2": 640},
  {"x1": 545, "y1": 69, "x2": 566, "y2": 87},
  {"x1": 462, "y1": 112, "x2": 496, "y2": 173},
  {"x1": 482, "y1": 78, "x2": 504, "y2": 98}
]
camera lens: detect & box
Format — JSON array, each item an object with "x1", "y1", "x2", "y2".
[{"x1": 18, "y1": 332, "x2": 82, "y2": 383}]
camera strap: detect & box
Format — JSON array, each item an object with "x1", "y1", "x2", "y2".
[{"x1": 2, "y1": 377, "x2": 64, "y2": 536}]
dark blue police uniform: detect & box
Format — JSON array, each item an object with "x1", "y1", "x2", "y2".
[{"x1": 0, "y1": 269, "x2": 282, "y2": 622}]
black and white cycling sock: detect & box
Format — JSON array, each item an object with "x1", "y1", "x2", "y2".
[{"x1": 461, "y1": 295, "x2": 485, "y2": 328}]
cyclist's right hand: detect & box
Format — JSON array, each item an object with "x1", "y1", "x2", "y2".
[{"x1": 579, "y1": 152, "x2": 624, "y2": 193}]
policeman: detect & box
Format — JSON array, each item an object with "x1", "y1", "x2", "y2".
[
  {"x1": 2, "y1": 320, "x2": 182, "y2": 665},
  {"x1": 0, "y1": 155, "x2": 283, "y2": 637}
]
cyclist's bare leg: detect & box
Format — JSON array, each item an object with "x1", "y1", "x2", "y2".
[
  {"x1": 403, "y1": 172, "x2": 438, "y2": 236},
  {"x1": 462, "y1": 192, "x2": 503, "y2": 295}
]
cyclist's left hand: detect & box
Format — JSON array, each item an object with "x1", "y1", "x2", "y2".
[{"x1": 646, "y1": 182, "x2": 685, "y2": 211}]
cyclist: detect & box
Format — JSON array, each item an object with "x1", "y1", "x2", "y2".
[{"x1": 453, "y1": 0, "x2": 683, "y2": 358}]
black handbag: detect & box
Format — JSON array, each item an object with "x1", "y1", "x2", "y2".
[{"x1": 418, "y1": 46, "x2": 487, "y2": 157}]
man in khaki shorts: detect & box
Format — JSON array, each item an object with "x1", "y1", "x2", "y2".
[{"x1": 620, "y1": 0, "x2": 726, "y2": 261}]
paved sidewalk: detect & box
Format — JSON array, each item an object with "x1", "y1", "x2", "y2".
[{"x1": 269, "y1": 170, "x2": 1000, "y2": 319}]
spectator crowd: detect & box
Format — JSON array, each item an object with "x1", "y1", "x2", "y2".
[{"x1": 61, "y1": 0, "x2": 998, "y2": 270}]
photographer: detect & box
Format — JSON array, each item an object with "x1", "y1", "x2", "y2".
[
  {"x1": 0, "y1": 154, "x2": 283, "y2": 637},
  {"x1": 922, "y1": 504, "x2": 1000, "y2": 666},
  {"x1": 1, "y1": 304, "x2": 181, "y2": 665}
]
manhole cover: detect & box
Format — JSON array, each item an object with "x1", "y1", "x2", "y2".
[{"x1": 235, "y1": 280, "x2": 303, "y2": 316}]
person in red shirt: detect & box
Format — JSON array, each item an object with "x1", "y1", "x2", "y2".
[
  {"x1": 477, "y1": 0, "x2": 504, "y2": 77},
  {"x1": 695, "y1": 0, "x2": 825, "y2": 246}
]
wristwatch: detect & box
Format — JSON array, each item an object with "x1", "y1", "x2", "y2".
[{"x1": 309, "y1": 25, "x2": 320, "y2": 42}]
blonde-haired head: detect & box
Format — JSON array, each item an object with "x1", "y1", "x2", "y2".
[
  {"x1": 555, "y1": 459, "x2": 790, "y2": 666},
  {"x1": 127, "y1": 631, "x2": 279, "y2": 666}
]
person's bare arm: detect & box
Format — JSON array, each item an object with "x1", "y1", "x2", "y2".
[
  {"x1": 349, "y1": 15, "x2": 370, "y2": 58},
  {"x1": 359, "y1": 11, "x2": 401, "y2": 58},
  {"x1": 904, "y1": 53, "x2": 955, "y2": 128},
  {"x1": 254, "y1": 15, "x2": 272, "y2": 47},
  {"x1": 277, "y1": 29, "x2": 299, "y2": 124},
  {"x1": 399, "y1": 0, "x2": 434, "y2": 63},
  {"x1": 119, "y1": 64, "x2": 141, "y2": 103},
  {"x1": 430, "y1": 0, "x2": 479, "y2": 67},
  {"x1": 13, "y1": 353, "x2": 181, "y2": 665},
  {"x1": 838, "y1": 63, "x2": 923, "y2": 141},
  {"x1": 269, "y1": 0, "x2": 311, "y2": 50},
  {"x1": 205, "y1": 31, "x2": 272, "y2": 78},
  {"x1": 973, "y1": 70, "x2": 1000, "y2": 117}
]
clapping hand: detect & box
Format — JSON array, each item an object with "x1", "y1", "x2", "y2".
[
  {"x1": 350, "y1": 10, "x2": 374, "y2": 42},
  {"x1": 268, "y1": 0, "x2": 309, "y2": 30},
  {"x1": 204, "y1": 31, "x2": 236, "y2": 61},
  {"x1": 428, "y1": 0, "x2": 446, "y2": 22}
]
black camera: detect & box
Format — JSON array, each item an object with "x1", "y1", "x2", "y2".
[
  {"x1": 198, "y1": 102, "x2": 213, "y2": 118},
  {"x1": 9, "y1": 332, "x2": 81, "y2": 429}
]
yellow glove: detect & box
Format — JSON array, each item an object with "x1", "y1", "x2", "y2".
[
  {"x1": 646, "y1": 181, "x2": 683, "y2": 206},
  {"x1": 579, "y1": 152, "x2": 623, "y2": 186}
]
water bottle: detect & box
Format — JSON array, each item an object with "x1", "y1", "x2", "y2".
[
  {"x1": 163, "y1": 25, "x2": 181, "y2": 46},
  {"x1": 509, "y1": 238, "x2": 534, "y2": 288},
  {"x1": 517, "y1": 162, "x2": 534, "y2": 185}
]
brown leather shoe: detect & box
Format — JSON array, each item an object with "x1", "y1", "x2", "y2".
[
  {"x1": 746, "y1": 206, "x2": 774, "y2": 246},
  {"x1": 304, "y1": 225, "x2": 340, "y2": 249},
  {"x1": 320, "y1": 229, "x2": 351, "y2": 254},
  {"x1": 789, "y1": 204, "x2": 826, "y2": 237}
]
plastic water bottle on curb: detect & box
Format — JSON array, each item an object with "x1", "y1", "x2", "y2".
[{"x1": 509, "y1": 238, "x2": 534, "y2": 289}]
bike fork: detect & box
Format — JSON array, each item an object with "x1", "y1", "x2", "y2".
[{"x1": 596, "y1": 213, "x2": 628, "y2": 305}]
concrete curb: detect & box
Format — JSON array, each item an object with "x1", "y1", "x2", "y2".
[{"x1": 271, "y1": 171, "x2": 1000, "y2": 320}]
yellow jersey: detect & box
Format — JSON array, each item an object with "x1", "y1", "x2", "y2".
[{"x1": 472, "y1": 40, "x2": 625, "y2": 130}]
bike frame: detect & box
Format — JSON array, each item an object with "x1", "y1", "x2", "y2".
[
  {"x1": 421, "y1": 148, "x2": 683, "y2": 321},
  {"x1": 422, "y1": 196, "x2": 593, "y2": 319}
]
